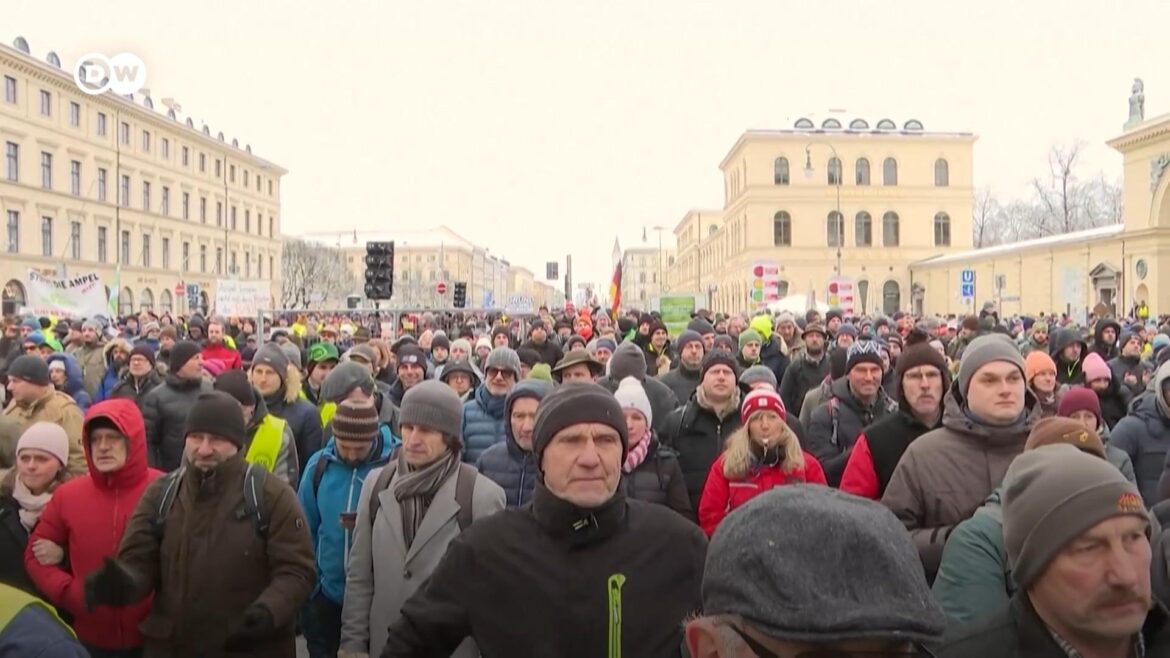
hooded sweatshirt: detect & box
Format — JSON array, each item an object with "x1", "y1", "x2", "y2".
[
  {"x1": 1048, "y1": 328, "x2": 1088, "y2": 386},
  {"x1": 475, "y1": 380, "x2": 551, "y2": 508},
  {"x1": 1112, "y1": 361, "x2": 1170, "y2": 504},
  {"x1": 25, "y1": 399, "x2": 164, "y2": 650},
  {"x1": 1090, "y1": 319, "x2": 1121, "y2": 361},
  {"x1": 46, "y1": 352, "x2": 92, "y2": 413}
]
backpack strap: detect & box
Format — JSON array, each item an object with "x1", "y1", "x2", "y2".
[
  {"x1": 150, "y1": 467, "x2": 186, "y2": 540},
  {"x1": 455, "y1": 463, "x2": 477, "y2": 531},
  {"x1": 367, "y1": 461, "x2": 398, "y2": 525},
  {"x1": 828, "y1": 397, "x2": 841, "y2": 448},
  {"x1": 311, "y1": 455, "x2": 329, "y2": 497},
  {"x1": 240, "y1": 464, "x2": 269, "y2": 538}
]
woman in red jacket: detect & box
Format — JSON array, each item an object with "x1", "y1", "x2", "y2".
[
  {"x1": 698, "y1": 388, "x2": 826, "y2": 536},
  {"x1": 25, "y1": 399, "x2": 164, "y2": 657}
]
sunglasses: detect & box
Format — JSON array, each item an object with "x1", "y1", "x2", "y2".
[{"x1": 730, "y1": 626, "x2": 935, "y2": 658}]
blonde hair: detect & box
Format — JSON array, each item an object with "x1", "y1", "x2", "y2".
[{"x1": 721, "y1": 413, "x2": 804, "y2": 479}]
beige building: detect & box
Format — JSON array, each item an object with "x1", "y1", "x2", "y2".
[
  {"x1": 0, "y1": 36, "x2": 285, "y2": 316},
  {"x1": 666, "y1": 117, "x2": 976, "y2": 314},
  {"x1": 911, "y1": 101, "x2": 1170, "y2": 319},
  {"x1": 622, "y1": 246, "x2": 674, "y2": 307}
]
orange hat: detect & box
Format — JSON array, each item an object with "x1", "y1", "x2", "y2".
[{"x1": 1024, "y1": 351, "x2": 1057, "y2": 383}]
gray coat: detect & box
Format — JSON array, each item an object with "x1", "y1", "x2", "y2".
[{"x1": 339, "y1": 462, "x2": 505, "y2": 657}]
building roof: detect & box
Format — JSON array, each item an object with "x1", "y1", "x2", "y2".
[
  {"x1": 912, "y1": 223, "x2": 1125, "y2": 267},
  {"x1": 299, "y1": 226, "x2": 477, "y2": 251},
  {"x1": 719, "y1": 123, "x2": 977, "y2": 169}
]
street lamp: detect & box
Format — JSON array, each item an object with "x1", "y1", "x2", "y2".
[
  {"x1": 804, "y1": 143, "x2": 843, "y2": 276},
  {"x1": 644, "y1": 225, "x2": 668, "y2": 297}
]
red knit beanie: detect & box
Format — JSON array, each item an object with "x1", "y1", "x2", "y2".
[{"x1": 741, "y1": 388, "x2": 786, "y2": 425}]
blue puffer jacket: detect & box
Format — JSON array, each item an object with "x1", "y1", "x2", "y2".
[
  {"x1": 297, "y1": 426, "x2": 396, "y2": 606},
  {"x1": 476, "y1": 380, "x2": 551, "y2": 508},
  {"x1": 45, "y1": 352, "x2": 92, "y2": 413},
  {"x1": 462, "y1": 384, "x2": 508, "y2": 465}
]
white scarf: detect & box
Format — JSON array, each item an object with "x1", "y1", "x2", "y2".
[{"x1": 13, "y1": 477, "x2": 52, "y2": 532}]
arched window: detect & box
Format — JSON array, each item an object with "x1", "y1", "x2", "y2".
[
  {"x1": 883, "y1": 281, "x2": 901, "y2": 315},
  {"x1": 2, "y1": 279, "x2": 26, "y2": 316},
  {"x1": 708, "y1": 224, "x2": 719, "y2": 237},
  {"x1": 827, "y1": 157, "x2": 842, "y2": 186},
  {"x1": 774, "y1": 157, "x2": 790, "y2": 185},
  {"x1": 883, "y1": 158, "x2": 898, "y2": 186},
  {"x1": 876, "y1": 119, "x2": 897, "y2": 130},
  {"x1": 120, "y1": 287, "x2": 134, "y2": 315},
  {"x1": 849, "y1": 118, "x2": 869, "y2": 130},
  {"x1": 160, "y1": 289, "x2": 173, "y2": 313},
  {"x1": 855, "y1": 158, "x2": 871, "y2": 185},
  {"x1": 857, "y1": 279, "x2": 869, "y2": 314},
  {"x1": 934, "y1": 158, "x2": 949, "y2": 187},
  {"x1": 904, "y1": 119, "x2": 924, "y2": 131},
  {"x1": 777, "y1": 280, "x2": 790, "y2": 298},
  {"x1": 794, "y1": 118, "x2": 815, "y2": 129},
  {"x1": 140, "y1": 287, "x2": 154, "y2": 313},
  {"x1": 826, "y1": 211, "x2": 844, "y2": 247},
  {"x1": 854, "y1": 211, "x2": 872, "y2": 247},
  {"x1": 822, "y1": 118, "x2": 842, "y2": 129},
  {"x1": 934, "y1": 212, "x2": 951, "y2": 246},
  {"x1": 773, "y1": 211, "x2": 791, "y2": 246},
  {"x1": 882, "y1": 211, "x2": 900, "y2": 246}
]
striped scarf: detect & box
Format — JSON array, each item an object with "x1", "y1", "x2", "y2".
[
  {"x1": 393, "y1": 451, "x2": 459, "y2": 549},
  {"x1": 623, "y1": 432, "x2": 651, "y2": 473}
]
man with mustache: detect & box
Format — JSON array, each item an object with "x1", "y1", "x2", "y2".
[{"x1": 939, "y1": 443, "x2": 1170, "y2": 657}]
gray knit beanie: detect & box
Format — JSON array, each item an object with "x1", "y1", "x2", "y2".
[
  {"x1": 321, "y1": 361, "x2": 376, "y2": 403},
  {"x1": 484, "y1": 346, "x2": 521, "y2": 378},
  {"x1": 739, "y1": 365, "x2": 778, "y2": 390},
  {"x1": 399, "y1": 380, "x2": 464, "y2": 445},
  {"x1": 957, "y1": 334, "x2": 1026, "y2": 397},
  {"x1": 1003, "y1": 443, "x2": 1148, "y2": 589}
]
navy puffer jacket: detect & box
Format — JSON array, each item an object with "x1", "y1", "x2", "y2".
[
  {"x1": 476, "y1": 380, "x2": 552, "y2": 508},
  {"x1": 461, "y1": 383, "x2": 508, "y2": 465}
]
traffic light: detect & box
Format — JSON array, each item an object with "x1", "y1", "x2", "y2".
[
  {"x1": 453, "y1": 281, "x2": 467, "y2": 308},
  {"x1": 364, "y1": 241, "x2": 394, "y2": 301}
]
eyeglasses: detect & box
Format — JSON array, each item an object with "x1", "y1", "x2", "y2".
[
  {"x1": 486, "y1": 367, "x2": 515, "y2": 380},
  {"x1": 729, "y1": 625, "x2": 936, "y2": 658}
]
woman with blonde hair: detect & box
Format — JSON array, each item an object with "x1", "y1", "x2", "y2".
[{"x1": 698, "y1": 388, "x2": 826, "y2": 535}]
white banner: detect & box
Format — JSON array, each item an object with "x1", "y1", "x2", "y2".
[
  {"x1": 213, "y1": 279, "x2": 270, "y2": 317},
  {"x1": 25, "y1": 270, "x2": 109, "y2": 319}
]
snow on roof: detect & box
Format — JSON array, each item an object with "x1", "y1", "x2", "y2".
[
  {"x1": 298, "y1": 226, "x2": 477, "y2": 251},
  {"x1": 913, "y1": 223, "x2": 1125, "y2": 267}
]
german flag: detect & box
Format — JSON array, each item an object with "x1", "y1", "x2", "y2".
[{"x1": 608, "y1": 238, "x2": 622, "y2": 320}]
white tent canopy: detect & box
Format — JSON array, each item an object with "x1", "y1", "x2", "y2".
[{"x1": 766, "y1": 293, "x2": 829, "y2": 315}]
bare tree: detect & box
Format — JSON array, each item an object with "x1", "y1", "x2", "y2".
[
  {"x1": 971, "y1": 187, "x2": 1002, "y2": 247},
  {"x1": 280, "y1": 238, "x2": 355, "y2": 309},
  {"x1": 1031, "y1": 141, "x2": 1088, "y2": 234}
]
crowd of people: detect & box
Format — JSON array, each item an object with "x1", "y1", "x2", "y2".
[{"x1": 0, "y1": 301, "x2": 1169, "y2": 656}]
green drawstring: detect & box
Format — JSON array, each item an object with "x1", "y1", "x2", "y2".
[{"x1": 608, "y1": 573, "x2": 626, "y2": 658}]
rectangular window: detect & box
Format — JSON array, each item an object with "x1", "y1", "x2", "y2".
[
  {"x1": 215, "y1": 159, "x2": 221, "y2": 178},
  {"x1": 181, "y1": 192, "x2": 190, "y2": 220},
  {"x1": 216, "y1": 247, "x2": 223, "y2": 274},
  {"x1": 245, "y1": 209, "x2": 250, "y2": 233},
  {"x1": 38, "y1": 89, "x2": 51, "y2": 116},
  {"x1": 268, "y1": 217, "x2": 273, "y2": 237},
  {"x1": 5, "y1": 211, "x2": 18, "y2": 253},
  {"x1": 3, "y1": 76, "x2": 14, "y2": 104},
  {"x1": 230, "y1": 251, "x2": 237, "y2": 274},
  {"x1": 70, "y1": 222, "x2": 81, "y2": 260},
  {"x1": 4, "y1": 142, "x2": 17, "y2": 182},
  {"x1": 70, "y1": 160, "x2": 81, "y2": 195},
  {"x1": 245, "y1": 252, "x2": 250, "y2": 278},
  {"x1": 269, "y1": 256, "x2": 274, "y2": 279},
  {"x1": 96, "y1": 112, "x2": 107, "y2": 136},
  {"x1": 141, "y1": 234, "x2": 151, "y2": 267},
  {"x1": 268, "y1": 180, "x2": 273, "y2": 196},
  {"x1": 98, "y1": 227, "x2": 107, "y2": 262},
  {"x1": 182, "y1": 146, "x2": 189, "y2": 166},
  {"x1": 40, "y1": 152, "x2": 52, "y2": 189},
  {"x1": 199, "y1": 152, "x2": 206, "y2": 172},
  {"x1": 69, "y1": 101, "x2": 80, "y2": 127},
  {"x1": 243, "y1": 170, "x2": 249, "y2": 187},
  {"x1": 256, "y1": 176, "x2": 260, "y2": 192},
  {"x1": 97, "y1": 168, "x2": 107, "y2": 202},
  {"x1": 120, "y1": 175, "x2": 130, "y2": 207},
  {"x1": 119, "y1": 122, "x2": 130, "y2": 145},
  {"x1": 162, "y1": 237, "x2": 170, "y2": 269},
  {"x1": 182, "y1": 242, "x2": 190, "y2": 271},
  {"x1": 256, "y1": 254, "x2": 262, "y2": 278},
  {"x1": 142, "y1": 181, "x2": 151, "y2": 211},
  {"x1": 231, "y1": 206, "x2": 237, "y2": 230},
  {"x1": 200, "y1": 197, "x2": 207, "y2": 223},
  {"x1": 141, "y1": 130, "x2": 150, "y2": 153},
  {"x1": 160, "y1": 186, "x2": 170, "y2": 216},
  {"x1": 40, "y1": 217, "x2": 52, "y2": 256},
  {"x1": 229, "y1": 164, "x2": 235, "y2": 183},
  {"x1": 200, "y1": 245, "x2": 207, "y2": 273},
  {"x1": 120, "y1": 230, "x2": 130, "y2": 265},
  {"x1": 161, "y1": 137, "x2": 169, "y2": 159},
  {"x1": 216, "y1": 201, "x2": 223, "y2": 226}
]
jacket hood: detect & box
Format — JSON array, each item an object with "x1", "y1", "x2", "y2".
[
  {"x1": 45, "y1": 352, "x2": 84, "y2": 395},
  {"x1": 608, "y1": 342, "x2": 648, "y2": 382},
  {"x1": 83, "y1": 399, "x2": 150, "y2": 490},
  {"x1": 1049, "y1": 329, "x2": 1087, "y2": 359},
  {"x1": 1094, "y1": 320, "x2": 1122, "y2": 346},
  {"x1": 102, "y1": 338, "x2": 133, "y2": 366},
  {"x1": 246, "y1": 386, "x2": 270, "y2": 434},
  {"x1": 504, "y1": 379, "x2": 553, "y2": 446},
  {"x1": 940, "y1": 378, "x2": 1034, "y2": 446},
  {"x1": 1156, "y1": 361, "x2": 1170, "y2": 419}
]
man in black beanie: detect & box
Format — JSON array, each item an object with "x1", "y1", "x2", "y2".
[
  {"x1": 84, "y1": 391, "x2": 315, "y2": 656},
  {"x1": 383, "y1": 382, "x2": 706, "y2": 658},
  {"x1": 139, "y1": 340, "x2": 213, "y2": 470}
]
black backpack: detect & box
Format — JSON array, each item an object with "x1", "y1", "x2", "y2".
[{"x1": 150, "y1": 464, "x2": 270, "y2": 539}]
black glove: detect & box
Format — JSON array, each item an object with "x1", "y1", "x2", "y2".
[
  {"x1": 83, "y1": 557, "x2": 137, "y2": 612},
  {"x1": 223, "y1": 604, "x2": 275, "y2": 651}
]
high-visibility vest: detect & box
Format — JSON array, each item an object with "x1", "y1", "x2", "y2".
[
  {"x1": 0, "y1": 583, "x2": 77, "y2": 639},
  {"x1": 319, "y1": 402, "x2": 337, "y2": 428},
  {"x1": 245, "y1": 415, "x2": 286, "y2": 473}
]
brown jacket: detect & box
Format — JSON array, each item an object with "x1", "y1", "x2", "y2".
[
  {"x1": 2, "y1": 388, "x2": 85, "y2": 475},
  {"x1": 68, "y1": 340, "x2": 107, "y2": 400},
  {"x1": 880, "y1": 382, "x2": 1032, "y2": 581},
  {"x1": 115, "y1": 454, "x2": 315, "y2": 658}
]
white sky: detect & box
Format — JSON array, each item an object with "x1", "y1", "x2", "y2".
[{"x1": 9, "y1": 0, "x2": 1168, "y2": 288}]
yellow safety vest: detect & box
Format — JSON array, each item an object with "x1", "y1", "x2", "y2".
[
  {"x1": 0, "y1": 584, "x2": 77, "y2": 638},
  {"x1": 245, "y1": 415, "x2": 286, "y2": 473},
  {"x1": 319, "y1": 402, "x2": 337, "y2": 428}
]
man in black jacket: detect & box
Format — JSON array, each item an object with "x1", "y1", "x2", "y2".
[
  {"x1": 383, "y1": 383, "x2": 706, "y2": 658},
  {"x1": 518, "y1": 319, "x2": 563, "y2": 367},
  {"x1": 658, "y1": 330, "x2": 703, "y2": 404},
  {"x1": 779, "y1": 324, "x2": 829, "y2": 418}
]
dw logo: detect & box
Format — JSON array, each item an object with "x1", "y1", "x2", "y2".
[{"x1": 73, "y1": 53, "x2": 147, "y2": 96}]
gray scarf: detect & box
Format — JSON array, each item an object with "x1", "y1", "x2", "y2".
[{"x1": 393, "y1": 451, "x2": 459, "y2": 549}]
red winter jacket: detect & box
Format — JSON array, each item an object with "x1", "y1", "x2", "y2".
[
  {"x1": 838, "y1": 434, "x2": 880, "y2": 500},
  {"x1": 201, "y1": 341, "x2": 242, "y2": 371},
  {"x1": 698, "y1": 451, "x2": 827, "y2": 536},
  {"x1": 26, "y1": 399, "x2": 164, "y2": 650}
]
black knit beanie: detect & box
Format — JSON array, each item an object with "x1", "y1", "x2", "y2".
[
  {"x1": 700, "y1": 350, "x2": 739, "y2": 381},
  {"x1": 170, "y1": 340, "x2": 202, "y2": 374},
  {"x1": 214, "y1": 369, "x2": 256, "y2": 407},
  {"x1": 184, "y1": 391, "x2": 247, "y2": 448},
  {"x1": 532, "y1": 382, "x2": 628, "y2": 475}
]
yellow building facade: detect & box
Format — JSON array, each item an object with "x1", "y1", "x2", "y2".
[
  {"x1": 0, "y1": 36, "x2": 285, "y2": 316},
  {"x1": 622, "y1": 246, "x2": 675, "y2": 306},
  {"x1": 911, "y1": 106, "x2": 1170, "y2": 319},
  {"x1": 667, "y1": 117, "x2": 976, "y2": 314}
]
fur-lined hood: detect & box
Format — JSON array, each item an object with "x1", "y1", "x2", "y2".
[{"x1": 103, "y1": 338, "x2": 133, "y2": 365}]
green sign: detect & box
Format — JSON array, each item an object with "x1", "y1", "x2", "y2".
[{"x1": 659, "y1": 295, "x2": 697, "y2": 338}]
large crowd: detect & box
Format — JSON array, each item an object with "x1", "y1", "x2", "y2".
[{"x1": 0, "y1": 301, "x2": 1169, "y2": 656}]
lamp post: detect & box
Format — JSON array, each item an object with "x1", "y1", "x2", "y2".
[{"x1": 804, "y1": 142, "x2": 843, "y2": 277}]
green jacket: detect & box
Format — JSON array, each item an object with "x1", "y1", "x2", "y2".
[{"x1": 932, "y1": 488, "x2": 1015, "y2": 627}]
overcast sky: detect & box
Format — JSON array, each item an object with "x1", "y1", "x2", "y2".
[{"x1": 9, "y1": 0, "x2": 1167, "y2": 289}]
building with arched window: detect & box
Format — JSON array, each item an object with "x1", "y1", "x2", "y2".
[
  {"x1": 667, "y1": 117, "x2": 976, "y2": 314},
  {"x1": 0, "y1": 37, "x2": 284, "y2": 316}
]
